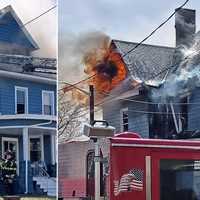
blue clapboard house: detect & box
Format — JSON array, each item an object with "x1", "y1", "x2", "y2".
[{"x1": 0, "y1": 6, "x2": 56, "y2": 196}]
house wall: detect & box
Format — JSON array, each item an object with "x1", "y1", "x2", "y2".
[
  {"x1": 0, "y1": 12, "x2": 35, "y2": 54},
  {"x1": 188, "y1": 88, "x2": 200, "y2": 130},
  {"x1": 0, "y1": 42, "x2": 30, "y2": 55},
  {"x1": 58, "y1": 139, "x2": 110, "y2": 199},
  {"x1": 0, "y1": 77, "x2": 56, "y2": 115},
  {"x1": 58, "y1": 142, "x2": 91, "y2": 198},
  {"x1": 103, "y1": 95, "x2": 149, "y2": 138}
]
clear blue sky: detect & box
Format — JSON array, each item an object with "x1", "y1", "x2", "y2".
[{"x1": 59, "y1": 0, "x2": 200, "y2": 47}]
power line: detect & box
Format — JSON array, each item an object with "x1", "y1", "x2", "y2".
[
  {"x1": 61, "y1": 82, "x2": 200, "y2": 106},
  {"x1": 98, "y1": 91, "x2": 200, "y2": 105},
  {"x1": 121, "y1": 0, "x2": 189, "y2": 59},
  {"x1": 22, "y1": 5, "x2": 57, "y2": 27},
  {"x1": 61, "y1": 74, "x2": 96, "y2": 91},
  {"x1": 128, "y1": 109, "x2": 192, "y2": 115},
  {"x1": 62, "y1": 0, "x2": 189, "y2": 93},
  {"x1": 60, "y1": 81, "x2": 89, "y2": 95}
]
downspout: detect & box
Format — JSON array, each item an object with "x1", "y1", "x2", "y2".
[
  {"x1": 23, "y1": 127, "x2": 29, "y2": 194},
  {"x1": 170, "y1": 102, "x2": 180, "y2": 133}
]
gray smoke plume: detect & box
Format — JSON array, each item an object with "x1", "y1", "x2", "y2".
[
  {"x1": 59, "y1": 31, "x2": 110, "y2": 83},
  {"x1": 151, "y1": 33, "x2": 200, "y2": 103}
]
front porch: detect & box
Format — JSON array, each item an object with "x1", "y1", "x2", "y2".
[{"x1": 0, "y1": 126, "x2": 56, "y2": 196}]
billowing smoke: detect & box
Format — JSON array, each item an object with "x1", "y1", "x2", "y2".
[
  {"x1": 151, "y1": 33, "x2": 200, "y2": 102},
  {"x1": 0, "y1": 0, "x2": 57, "y2": 58},
  {"x1": 59, "y1": 31, "x2": 111, "y2": 83}
]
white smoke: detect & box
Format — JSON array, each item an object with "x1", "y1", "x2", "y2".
[
  {"x1": 151, "y1": 33, "x2": 200, "y2": 102},
  {"x1": 58, "y1": 31, "x2": 110, "y2": 83},
  {"x1": 0, "y1": 0, "x2": 57, "y2": 58}
]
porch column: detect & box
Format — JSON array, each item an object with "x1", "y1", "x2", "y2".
[
  {"x1": 51, "y1": 134, "x2": 56, "y2": 164},
  {"x1": 23, "y1": 127, "x2": 29, "y2": 194}
]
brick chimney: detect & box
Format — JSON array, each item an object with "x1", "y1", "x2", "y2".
[{"x1": 175, "y1": 8, "x2": 196, "y2": 47}]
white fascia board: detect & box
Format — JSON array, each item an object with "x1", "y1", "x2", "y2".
[
  {"x1": 0, "y1": 126, "x2": 56, "y2": 130},
  {"x1": 0, "y1": 114, "x2": 57, "y2": 121},
  {"x1": 0, "y1": 70, "x2": 56, "y2": 85}
]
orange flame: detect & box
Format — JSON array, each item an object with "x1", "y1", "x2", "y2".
[{"x1": 84, "y1": 47, "x2": 127, "y2": 94}]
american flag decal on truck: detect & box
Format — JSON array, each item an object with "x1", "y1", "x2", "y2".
[{"x1": 114, "y1": 169, "x2": 144, "y2": 196}]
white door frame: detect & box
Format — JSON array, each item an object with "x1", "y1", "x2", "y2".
[
  {"x1": 2, "y1": 137, "x2": 19, "y2": 175},
  {"x1": 28, "y1": 135, "x2": 44, "y2": 162}
]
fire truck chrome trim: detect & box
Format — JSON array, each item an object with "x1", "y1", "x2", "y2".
[
  {"x1": 145, "y1": 156, "x2": 151, "y2": 200},
  {"x1": 112, "y1": 143, "x2": 200, "y2": 150}
]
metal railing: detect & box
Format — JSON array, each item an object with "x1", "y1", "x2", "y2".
[
  {"x1": 31, "y1": 161, "x2": 49, "y2": 177},
  {"x1": 31, "y1": 161, "x2": 56, "y2": 196}
]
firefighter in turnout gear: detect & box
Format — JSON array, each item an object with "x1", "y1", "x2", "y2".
[{"x1": 1, "y1": 150, "x2": 17, "y2": 195}]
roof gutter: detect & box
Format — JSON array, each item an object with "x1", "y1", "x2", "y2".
[{"x1": 0, "y1": 70, "x2": 56, "y2": 85}]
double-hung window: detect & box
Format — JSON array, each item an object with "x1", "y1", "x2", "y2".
[
  {"x1": 15, "y1": 86, "x2": 28, "y2": 114},
  {"x1": 42, "y1": 91, "x2": 54, "y2": 115},
  {"x1": 120, "y1": 108, "x2": 129, "y2": 132}
]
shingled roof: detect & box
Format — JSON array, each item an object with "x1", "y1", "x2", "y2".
[{"x1": 112, "y1": 40, "x2": 175, "y2": 86}]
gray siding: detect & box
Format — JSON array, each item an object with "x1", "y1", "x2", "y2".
[
  {"x1": 188, "y1": 88, "x2": 200, "y2": 130},
  {"x1": 103, "y1": 95, "x2": 149, "y2": 138},
  {"x1": 103, "y1": 101, "x2": 121, "y2": 132}
]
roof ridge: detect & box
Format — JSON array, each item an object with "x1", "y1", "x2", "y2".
[{"x1": 112, "y1": 39, "x2": 175, "y2": 50}]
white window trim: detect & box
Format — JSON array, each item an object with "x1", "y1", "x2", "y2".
[
  {"x1": 2, "y1": 137, "x2": 19, "y2": 175},
  {"x1": 42, "y1": 90, "x2": 55, "y2": 115},
  {"x1": 15, "y1": 86, "x2": 28, "y2": 114},
  {"x1": 120, "y1": 107, "x2": 128, "y2": 132},
  {"x1": 29, "y1": 135, "x2": 44, "y2": 162}
]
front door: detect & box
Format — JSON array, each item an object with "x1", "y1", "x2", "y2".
[
  {"x1": 29, "y1": 136, "x2": 44, "y2": 163},
  {"x1": 2, "y1": 137, "x2": 19, "y2": 174},
  {"x1": 152, "y1": 150, "x2": 200, "y2": 200}
]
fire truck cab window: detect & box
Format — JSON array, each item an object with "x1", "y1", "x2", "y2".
[{"x1": 160, "y1": 159, "x2": 200, "y2": 200}]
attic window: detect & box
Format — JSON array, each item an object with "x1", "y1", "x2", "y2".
[{"x1": 120, "y1": 108, "x2": 129, "y2": 132}]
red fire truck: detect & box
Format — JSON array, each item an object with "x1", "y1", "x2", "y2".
[{"x1": 109, "y1": 133, "x2": 200, "y2": 200}]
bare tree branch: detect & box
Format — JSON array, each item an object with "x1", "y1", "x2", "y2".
[{"x1": 58, "y1": 89, "x2": 88, "y2": 142}]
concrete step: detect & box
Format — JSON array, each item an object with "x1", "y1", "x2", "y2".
[{"x1": 33, "y1": 177, "x2": 56, "y2": 196}]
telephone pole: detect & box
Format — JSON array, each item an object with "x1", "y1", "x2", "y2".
[{"x1": 89, "y1": 85, "x2": 100, "y2": 200}]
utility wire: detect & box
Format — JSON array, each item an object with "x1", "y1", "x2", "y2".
[
  {"x1": 98, "y1": 91, "x2": 200, "y2": 105},
  {"x1": 121, "y1": 0, "x2": 189, "y2": 59},
  {"x1": 59, "y1": 0, "x2": 193, "y2": 118},
  {"x1": 61, "y1": 74, "x2": 96, "y2": 91},
  {"x1": 60, "y1": 82, "x2": 200, "y2": 106},
  {"x1": 62, "y1": 0, "x2": 189, "y2": 93},
  {"x1": 22, "y1": 5, "x2": 57, "y2": 27},
  {"x1": 128, "y1": 109, "x2": 192, "y2": 115}
]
